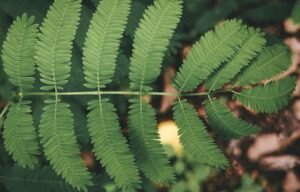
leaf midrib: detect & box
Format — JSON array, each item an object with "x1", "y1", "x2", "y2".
[
  {"x1": 177, "y1": 99, "x2": 216, "y2": 163},
  {"x1": 93, "y1": 0, "x2": 134, "y2": 185},
  {"x1": 8, "y1": 104, "x2": 29, "y2": 162},
  {"x1": 94, "y1": 0, "x2": 119, "y2": 90},
  {"x1": 237, "y1": 50, "x2": 287, "y2": 85},
  {"x1": 236, "y1": 83, "x2": 294, "y2": 100},
  {"x1": 137, "y1": 98, "x2": 170, "y2": 181},
  {"x1": 138, "y1": 1, "x2": 171, "y2": 92},
  {"x1": 96, "y1": 98, "x2": 132, "y2": 185},
  {"x1": 208, "y1": 100, "x2": 251, "y2": 136},
  {"x1": 52, "y1": 102, "x2": 74, "y2": 181}
]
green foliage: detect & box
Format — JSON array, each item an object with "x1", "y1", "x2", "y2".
[
  {"x1": 129, "y1": 99, "x2": 175, "y2": 184},
  {"x1": 205, "y1": 27, "x2": 266, "y2": 91},
  {"x1": 83, "y1": 0, "x2": 141, "y2": 190},
  {"x1": 174, "y1": 19, "x2": 247, "y2": 92},
  {"x1": 291, "y1": 0, "x2": 300, "y2": 23},
  {"x1": 88, "y1": 99, "x2": 140, "y2": 191},
  {"x1": 2, "y1": 14, "x2": 38, "y2": 90},
  {"x1": 235, "y1": 174, "x2": 263, "y2": 192},
  {"x1": 129, "y1": 0, "x2": 183, "y2": 92},
  {"x1": 125, "y1": 0, "x2": 149, "y2": 38},
  {"x1": 235, "y1": 45, "x2": 291, "y2": 86},
  {"x1": 35, "y1": 0, "x2": 81, "y2": 91},
  {"x1": 234, "y1": 77, "x2": 296, "y2": 113},
  {"x1": 35, "y1": 0, "x2": 92, "y2": 190},
  {"x1": 128, "y1": 0, "x2": 182, "y2": 184},
  {"x1": 205, "y1": 100, "x2": 261, "y2": 139},
  {"x1": 173, "y1": 99, "x2": 228, "y2": 168},
  {"x1": 83, "y1": 0, "x2": 130, "y2": 89},
  {"x1": 0, "y1": 0, "x2": 51, "y2": 23},
  {"x1": 39, "y1": 102, "x2": 92, "y2": 190},
  {"x1": 168, "y1": 149, "x2": 214, "y2": 192},
  {"x1": 0, "y1": 166, "x2": 81, "y2": 192},
  {"x1": 193, "y1": 0, "x2": 237, "y2": 35},
  {"x1": 1, "y1": 14, "x2": 40, "y2": 169},
  {"x1": 242, "y1": 2, "x2": 292, "y2": 23},
  {"x1": 75, "y1": 5, "x2": 93, "y2": 50},
  {"x1": 0, "y1": 0, "x2": 296, "y2": 191},
  {"x1": 3, "y1": 101, "x2": 39, "y2": 168}
]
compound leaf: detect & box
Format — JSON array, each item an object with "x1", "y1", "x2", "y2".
[
  {"x1": 205, "y1": 99, "x2": 261, "y2": 139},
  {"x1": 234, "y1": 76, "x2": 296, "y2": 113}
]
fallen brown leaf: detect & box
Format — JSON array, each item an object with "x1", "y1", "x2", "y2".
[
  {"x1": 247, "y1": 133, "x2": 283, "y2": 161},
  {"x1": 260, "y1": 155, "x2": 300, "y2": 171},
  {"x1": 283, "y1": 171, "x2": 300, "y2": 192},
  {"x1": 284, "y1": 19, "x2": 300, "y2": 34}
]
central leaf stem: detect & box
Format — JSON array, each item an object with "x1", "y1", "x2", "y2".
[{"x1": 21, "y1": 91, "x2": 201, "y2": 97}]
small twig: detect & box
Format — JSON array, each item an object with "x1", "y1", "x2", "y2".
[{"x1": 0, "y1": 102, "x2": 12, "y2": 120}]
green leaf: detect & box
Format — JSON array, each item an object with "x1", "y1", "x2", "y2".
[
  {"x1": 235, "y1": 174, "x2": 263, "y2": 192},
  {"x1": 234, "y1": 76, "x2": 296, "y2": 113},
  {"x1": 243, "y1": 2, "x2": 292, "y2": 23},
  {"x1": 205, "y1": 99, "x2": 261, "y2": 139},
  {"x1": 205, "y1": 27, "x2": 266, "y2": 91},
  {"x1": 193, "y1": 0, "x2": 237, "y2": 35},
  {"x1": 0, "y1": 166, "x2": 80, "y2": 192},
  {"x1": 174, "y1": 19, "x2": 247, "y2": 92},
  {"x1": 35, "y1": 0, "x2": 81, "y2": 91},
  {"x1": 87, "y1": 99, "x2": 141, "y2": 191},
  {"x1": 127, "y1": 0, "x2": 182, "y2": 184},
  {"x1": 35, "y1": 1, "x2": 91, "y2": 190},
  {"x1": 291, "y1": 0, "x2": 300, "y2": 24},
  {"x1": 234, "y1": 45, "x2": 291, "y2": 86},
  {"x1": 173, "y1": 99, "x2": 228, "y2": 168},
  {"x1": 82, "y1": 1, "x2": 141, "y2": 190},
  {"x1": 2, "y1": 14, "x2": 38, "y2": 90},
  {"x1": 83, "y1": 0, "x2": 131, "y2": 89},
  {"x1": 128, "y1": 99, "x2": 175, "y2": 184},
  {"x1": 129, "y1": 0, "x2": 183, "y2": 92},
  {"x1": 3, "y1": 101, "x2": 39, "y2": 168},
  {"x1": 39, "y1": 102, "x2": 92, "y2": 191}
]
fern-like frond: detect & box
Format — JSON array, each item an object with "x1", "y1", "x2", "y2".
[
  {"x1": 39, "y1": 102, "x2": 92, "y2": 191},
  {"x1": 2, "y1": 14, "x2": 38, "y2": 90},
  {"x1": 0, "y1": 166, "x2": 80, "y2": 192},
  {"x1": 35, "y1": 0, "x2": 91, "y2": 190},
  {"x1": 173, "y1": 99, "x2": 228, "y2": 168},
  {"x1": 205, "y1": 99, "x2": 261, "y2": 139},
  {"x1": 234, "y1": 45, "x2": 291, "y2": 86},
  {"x1": 35, "y1": 0, "x2": 81, "y2": 91},
  {"x1": 83, "y1": 0, "x2": 131, "y2": 89},
  {"x1": 204, "y1": 27, "x2": 266, "y2": 91},
  {"x1": 129, "y1": 0, "x2": 183, "y2": 92},
  {"x1": 3, "y1": 101, "x2": 39, "y2": 168},
  {"x1": 128, "y1": 99, "x2": 175, "y2": 184},
  {"x1": 127, "y1": 0, "x2": 181, "y2": 184},
  {"x1": 82, "y1": 1, "x2": 141, "y2": 190},
  {"x1": 1, "y1": 13, "x2": 40, "y2": 169},
  {"x1": 173, "y1": 19, "x2": 247, "y2": 92},
  {"x1": 234, "y1": 76, "x2": 296, "y2": 113},
  {"x1": 87, "y1": 99, "x2": 141, "y2": 191}
]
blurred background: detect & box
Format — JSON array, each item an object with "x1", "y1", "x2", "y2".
[{"x1": 0, "y1": 0, "x2": 300, "y2": 191}]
